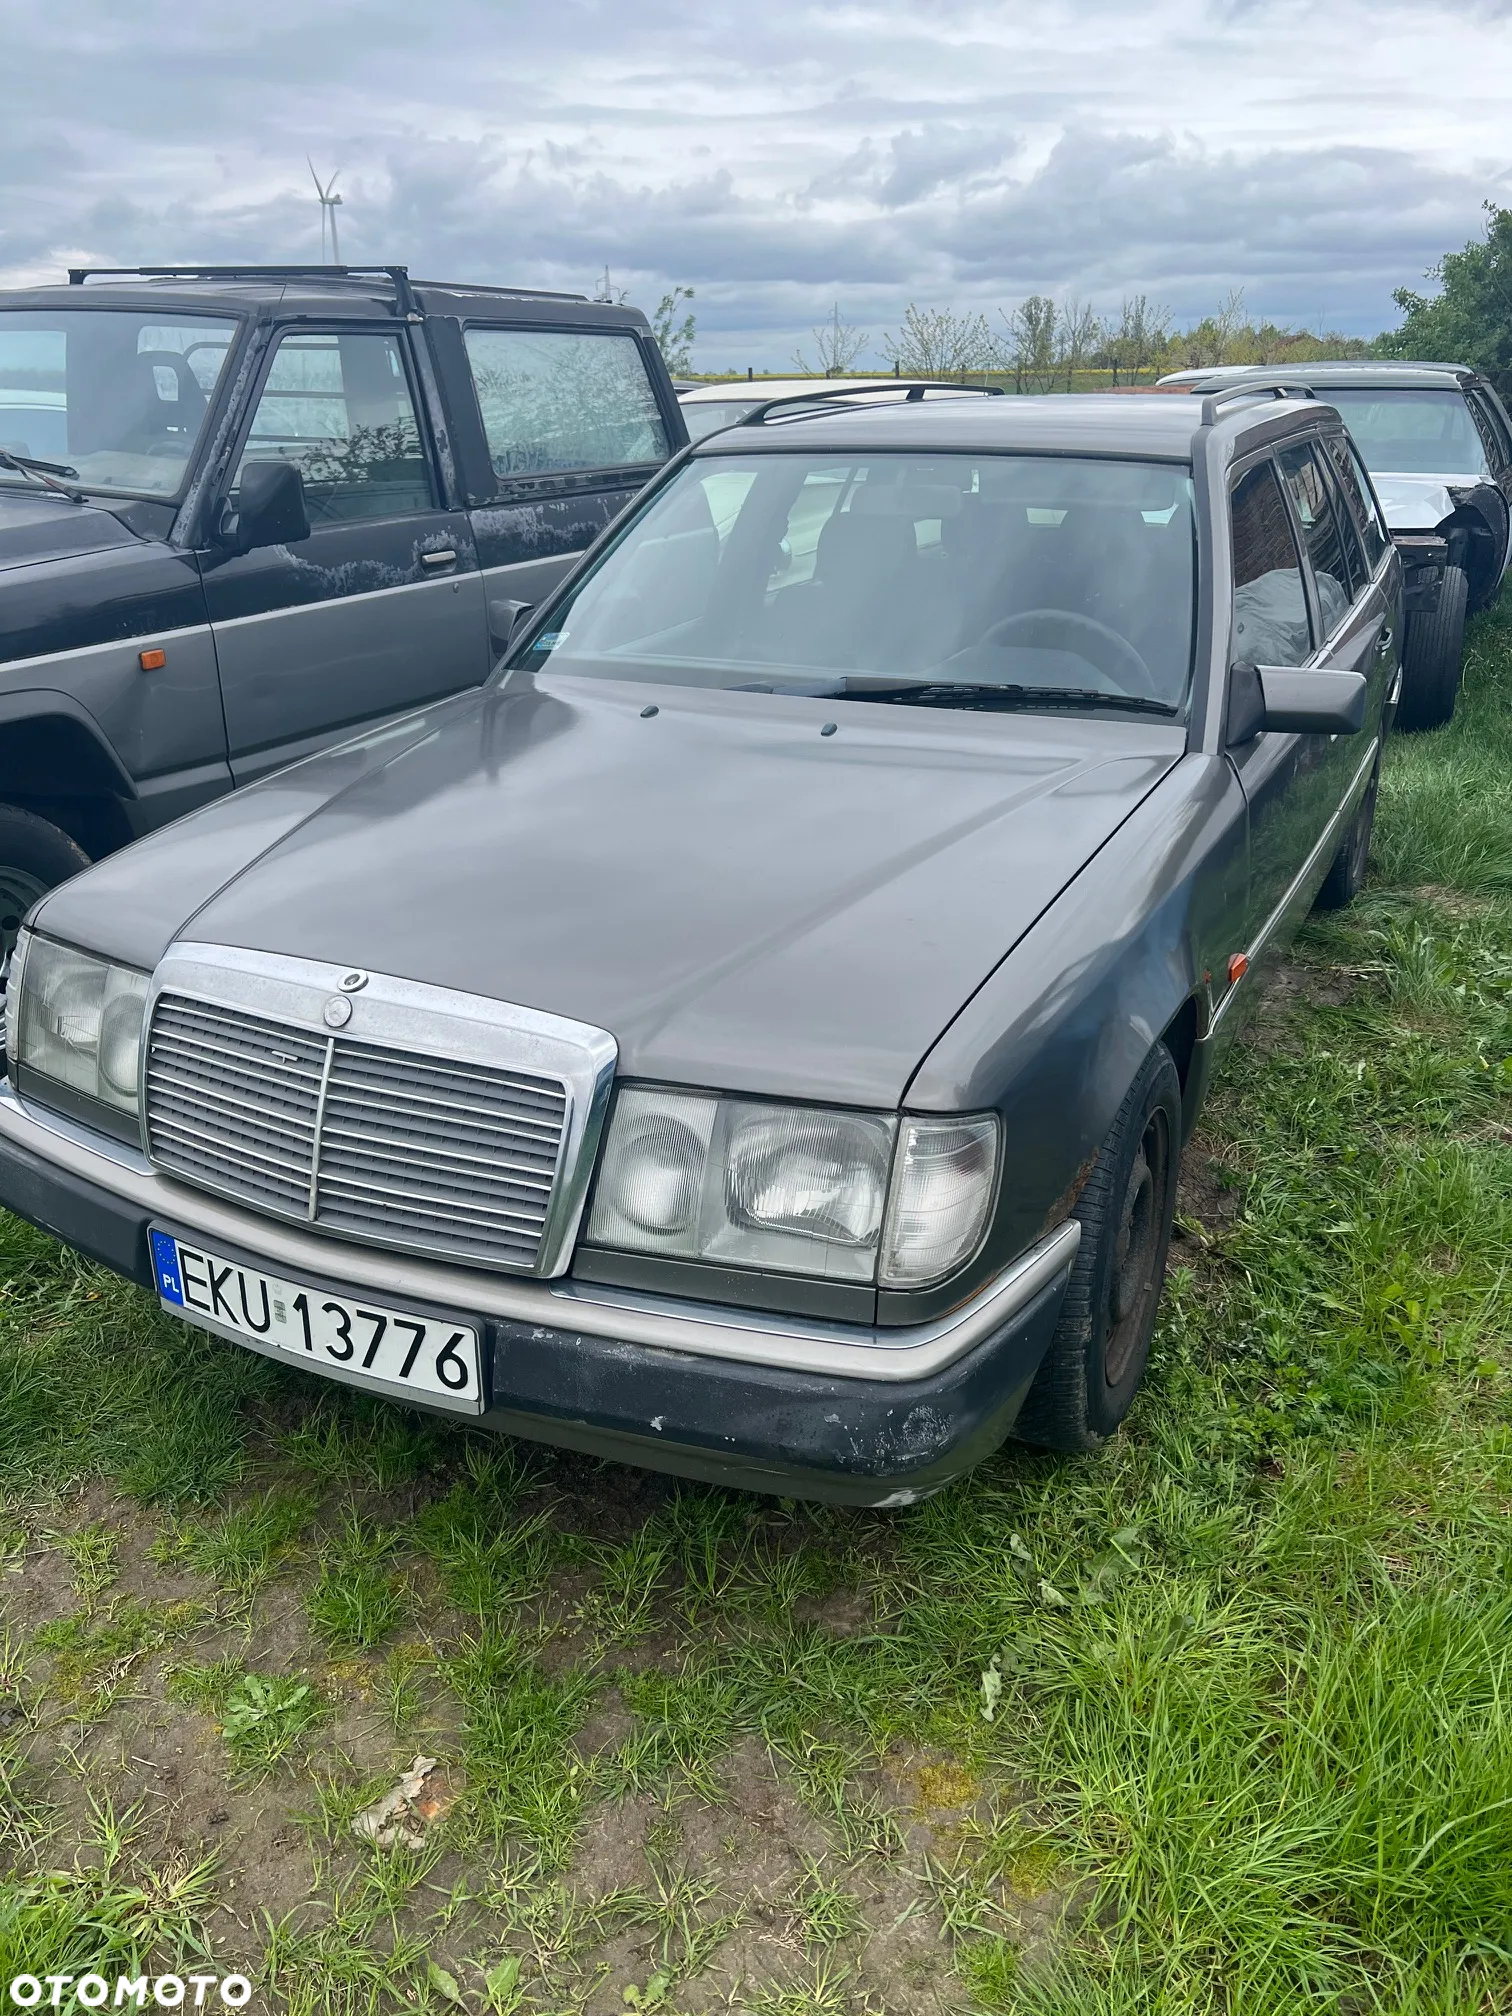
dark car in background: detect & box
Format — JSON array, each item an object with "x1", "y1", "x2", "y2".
[
  {"x1": 1161, "y1": 361, "x2": 1512, "y2": 727},
  {"x1": 0, "y1": 385, "x2": 1399, "y2": 1501},
  {"x1": 0, "y1": 263, "x2": 686, "y2": 955}
]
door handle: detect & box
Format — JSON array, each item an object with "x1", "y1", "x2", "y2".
[
  {"x1": 1375, "y1": 627, "x2": 1393, "y2": 655},
  {"x1": 420, "y1": 549, "x2": 458, "y2": 570}
]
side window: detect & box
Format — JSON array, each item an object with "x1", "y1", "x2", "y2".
[
  {"x1": 464, "y1": 328, "x2": 669, "y2": 480},
  {"x1": 1326, "y1": 435, "x2": 1389, "y2": 571},
  {"x1": 1230, "y1": 461, "x2": 1311, "y2": 669},
  {"x1": 1277, "y1": 442, "x2": 1351, "y2": 636},
  {"x1": 1470, "y1": 391, "x2": 1511, "y2": 472},
  {"x1": 1317, "y1": 452, "x2": 1366, "y2": 601},
  {"x1": 236, "y1": 332, "x2": 431, "y2": 523}
]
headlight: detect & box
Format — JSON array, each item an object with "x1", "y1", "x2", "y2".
[
  {"x1": 11, "y1": 933, "x2": 150, "y2": 1135},
  {"x1": 587, "y1": 1085, "x2": 999, "y2": 1289}
]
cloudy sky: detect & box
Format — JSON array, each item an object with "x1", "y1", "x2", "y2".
[{"x1": 3, "y1": 0, "x2": 1509, "y2": 368}]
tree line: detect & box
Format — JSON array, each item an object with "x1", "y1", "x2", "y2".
[{"x1": 655, "y1": 200, "x2": 1512, "y2": 390}]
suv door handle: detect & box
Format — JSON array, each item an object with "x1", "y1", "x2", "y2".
[
  {"x1": 420, "y1": 549, "x2": 458, "y2": 570},
  {"x1": 1376, "y1": 626, "x2": 1393, "y2": 654}
]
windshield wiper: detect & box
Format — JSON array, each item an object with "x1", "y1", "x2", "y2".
[
  {"x1": 825, "y1": 678, "x2": 1180, "y2": 717},
  {"x1": 0, "y1": 447, "x2": 82, "y2": 501}
]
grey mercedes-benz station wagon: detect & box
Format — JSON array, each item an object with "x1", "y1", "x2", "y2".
[{"x1": 0, "y1": 386, "x2": 1400, "y2": 1502}]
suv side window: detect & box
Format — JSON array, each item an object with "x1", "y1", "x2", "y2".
[
  {"x1": 236, "y1": 331, "x2": 432, "y2": 523},
  {"x1": 1277, "y1": 441, "x2": 1350, "y2": 636},
  {"x1": 1470, "y1": 390, "x2": 1511, "y2": 472},
  {"x1": 1230, "y1": 460, "x2": 1311, "y2": 668},
  {"x1": 464, "y1": 327, "x2": 669, "y2": 481},
  {"x1": 1326, "y1": 435, "x2": 1389, "y2": 571}
]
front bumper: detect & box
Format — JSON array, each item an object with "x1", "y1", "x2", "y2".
[{"x1": 0, "y1": 1086, "x2": 1076, "y2": 1504}]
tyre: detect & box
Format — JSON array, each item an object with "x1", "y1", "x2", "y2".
[
  {"x1": 1314, "y1": 749, "x2": 1381, "y2": 912},
  {"x1": 1396, "y1": 565, "x2": 1468, "y2": 731},
  {"x1": 0, "y1": 805, "x2": 90, "y2": 963},
  {"x1": 1014, "y1": 1043, "x2": 1182, "y2": 1452}
]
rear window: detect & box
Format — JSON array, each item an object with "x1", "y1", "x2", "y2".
[
  {"x1": 1324, "y1": 390, "x2": 1489, "y2": 478},
  {"x1": 682, "y1": 399, "x2": 762, "y2": 441},
  {"x1": 464, "y1": 327, "x2": 669, "y2": 480}
]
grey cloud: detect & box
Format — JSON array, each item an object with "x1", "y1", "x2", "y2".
[
  {"x1": 0, "y1": 0, "x2": 1507, "y2": 361},
  {"x1": 877, "y1": 124, "x2": 1020, "y2": 207}
]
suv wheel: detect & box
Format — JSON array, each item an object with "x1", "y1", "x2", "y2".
[
  {"x1": 1314, "y1": 750, "x2": 1381, "y2": 912},
  {"x1": 1014, "y1": 1042, "x2": 1182, "y2": 1452},
  {"x1": 0, "y1": 806, "x2": 90, "y2": 961},
  {"x1": 1397, "y1": 564, "x2": 1468, "y2": 732}
]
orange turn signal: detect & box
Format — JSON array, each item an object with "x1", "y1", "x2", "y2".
[
  {"x1": 139, "y1": 647, "x2": 166, "y2": 671},
  {"x1": 1227, "y1": 953, "x2": 1250, "y2": 986}
]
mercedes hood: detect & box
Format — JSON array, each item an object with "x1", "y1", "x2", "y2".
[{"x1": 35, "y1": 675, "x2": 1186, "y2": 1107}]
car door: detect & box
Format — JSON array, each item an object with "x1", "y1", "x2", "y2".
[
  {"x1": 1276, "y1": 437, "x2": 1391, "y2": 809},
  {"x1": 201, "y1": 325, "x2": 490, "y2": 783},
  {"x1": 456, "y1": 323, "x2": 673, "y2": 651},
  {"x1": 1225, "y1": 455, "x2": 1325, "y2": 955},
  {"x1": 1322, "y1": 429, "x2": 1402, "y2": 715}
]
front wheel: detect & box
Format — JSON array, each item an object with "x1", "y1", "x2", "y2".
[
  {"x1": 1014, "y1": 1043, "x2": 1182, "y2": 1452},
  {"x1": 1397, "y1": 565, "x2": 1468, "y2": 732},
  {"x1": 0, "y1": 805, "x2": 90, "y2": 964}
]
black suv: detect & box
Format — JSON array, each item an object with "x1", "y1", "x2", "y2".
[{"x1": 0, "y1": 264, "x2": 687, "y2": 952}]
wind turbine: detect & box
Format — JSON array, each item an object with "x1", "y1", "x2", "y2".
[{"x1": 307, "y1": 158, "x2": 343, "y2": 264}]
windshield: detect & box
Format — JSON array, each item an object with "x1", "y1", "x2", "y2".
[
  {"x1": 0, "y1": 309, "x2": 237, "y2": 499},
  {"x1": 509, "y1": 451, "x2": 1198, "y2": 714},
  {"x1": 1325, "y1": 389, "x2": 1490, "y2": 478}
]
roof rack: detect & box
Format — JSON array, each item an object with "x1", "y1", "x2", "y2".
[
  {"x1": 736, "y1": 379, "x2": 1005, "y2": 428},
  {"x1": 67, "y1": 264, "x2": 426, "y2": 319},
  {"x1": 1199, "y1": 379, "x2": 1316, "y2": 427}
]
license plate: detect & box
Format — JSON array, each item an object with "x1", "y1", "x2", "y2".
[{"x1": 148, "y1": 1228, "x2": 484, "y2": 1414}]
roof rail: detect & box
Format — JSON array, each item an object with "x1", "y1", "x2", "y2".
[
  {"x1": 736, "y1": 379, "x2": 1005, "y2": 428},
  {"x1": 1199, "y1": 379, "x2": 1316, "y2": 427},
  {"x1": 410, "y1": 277, "x2": 587, "y2": 303},
  {"x1": 67, "y1": 264, "x2": 425, "y2": 319}
]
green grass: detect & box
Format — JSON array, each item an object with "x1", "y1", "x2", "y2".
[{"x1": 2, "y1": 601, "x2": 1512, "y2": 2008}]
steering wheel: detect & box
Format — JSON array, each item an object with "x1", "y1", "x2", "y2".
[{"x1": 976, "y1": 609, "x2": 1158, "y2": 698}]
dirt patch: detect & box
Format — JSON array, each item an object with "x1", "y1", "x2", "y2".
[{"x1": 1175, "y1": 1144, "x2": 1246, "y2": 1240}]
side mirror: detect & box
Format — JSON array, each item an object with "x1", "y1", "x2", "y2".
[
  {"x1": 222, "y1": 460, "x2": 310, "y2": 554},
  {"x1": 1227, "y1": 661, "x2": 1367, "y2": 743},
  {"x1": 488, "y1": 598, "x2": 535, "y2": 657}
]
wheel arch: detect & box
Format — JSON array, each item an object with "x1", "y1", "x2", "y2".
[{"x1": 0, "y1": 694, "x2": 138, "y2": 802}]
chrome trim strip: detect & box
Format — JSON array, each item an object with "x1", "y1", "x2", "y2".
[
  {"x1": 0, "y1": 1082, "x2": 1078, "y2": 1381},
  {"x1": 480, "y1": 554, "x2": 585, "y2": 582},
  {"x1": 1211, "y1": 735, "x2": 1379, "y2": 1034},
  {"x1": 307, "y1": 1036, "x2": 336, "y2": 1221},
  {"x1": 0, "y1": 623, "x2": 212, "y2": 679},
  {"x1": 209, "y1": 574, "x2": 473, "y2": 633}
]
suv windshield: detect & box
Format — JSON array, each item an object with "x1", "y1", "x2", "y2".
[
  {"x1": 0, "y1": 309, "x2": 237, "y2": 499},
  {"x1": 1324, "y1": 389, "x2": 1490, "y2": 478},
  {"x1": 511, "y1": 451, "x2": 1197, "y2": 714}
]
